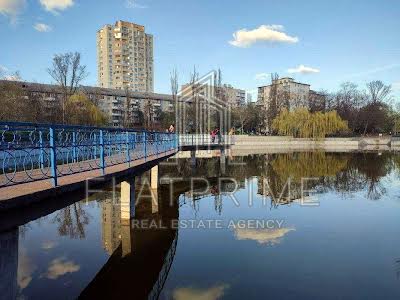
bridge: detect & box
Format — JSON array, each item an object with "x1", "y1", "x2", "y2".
[{"x1": 0, "y1": 121, "x2": 232, "y2": 210}]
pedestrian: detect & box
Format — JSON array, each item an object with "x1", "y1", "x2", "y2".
[
  {"x1": 211, "y1": 129, "x2": 216, "y2": 143},
  {"x1": 216, "y1": 128, "x2": 221, "y2": 144}
]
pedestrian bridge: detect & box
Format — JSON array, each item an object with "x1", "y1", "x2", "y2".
[{"x1": 0, "y1": 122, "x2": 232, "y2": 209}]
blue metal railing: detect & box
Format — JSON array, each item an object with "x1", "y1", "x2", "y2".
[{"x1": 0, "y1": 122, "x2": 178, "y2": 187}]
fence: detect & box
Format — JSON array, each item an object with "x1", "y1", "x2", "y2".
[
  {"x1": 0, "y1": 122, "x2": 177, "y2": 188},
  {"x1": 178, "y1": 134, "x2": 233, "y2": 146}
]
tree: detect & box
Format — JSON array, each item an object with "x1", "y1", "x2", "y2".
[
  {"x1": 47, "y1": 52, "x2": 88, "y2": 123},
  {"x1": 266, "y1": 73, "x2": 279, "y2": 132},
  {"x1": 169, "y1": 68, "x2": 178, "y2": 130},
  {"x1": 123, "y1": 87, "x2": 132, "y2": 128},
  {"x1": 356, "y1": 81, "x2": 393, "y2": 134},
  {"x1": 366, "y1": 80, "x2": 392, "y2": 104},
  {"x1": 143, "y1": 99, "x2": 153, "y2": 130},
  {"x1": 272, "y1": 108, "x2": 348, "y2": 138},
  {"x1": 0, "y1": 81, "x2": 27, "y2": 121},
  {"x1": 65, "y1": 93, "x2": 108, "y2": 125},
  {"x1": 232, "y1": 106, "x2": 248, "y2": 134}
]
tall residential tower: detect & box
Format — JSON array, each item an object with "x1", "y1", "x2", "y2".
[{"x1": 97, "y1": 20, "x2": 154, "y2": 92}]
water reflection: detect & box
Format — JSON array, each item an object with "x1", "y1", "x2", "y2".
[
  {"x1": 167, "y1": 151, "x2": 396, "y2": 207},
  {"x1": 0, "y1": 151, "x2": 400, "y2": 299},
  {"x1": 52, "y1": 202, "x2": 91, "y2": 239},
  {"x1": 172, "y1": 284, "x2": 230, "y2": 300},
  {"x1": 234, "y1": 227, "x2": 295, "y2": 245},
  {"x1": 80, "y1": 171, "x2": 180, "y2": 299}
]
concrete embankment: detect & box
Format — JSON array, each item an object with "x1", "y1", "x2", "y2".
[{"x1": 231, "y1": 135, "x2": 396, "y2": 152}]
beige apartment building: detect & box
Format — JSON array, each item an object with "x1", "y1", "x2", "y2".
[
  {"x1": 180, "y1": 83, "x2": 246, "y2": 108},
  {"x1": 97, "y1": 20, "x2": 154, "y2": 92},
  {"x1": 257, "y1": 77, "x2": 311, "y2": 111}
]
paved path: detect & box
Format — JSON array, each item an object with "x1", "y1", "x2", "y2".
[{"x1": 0, "y1": 149, "x2": 176, "y2": 210}]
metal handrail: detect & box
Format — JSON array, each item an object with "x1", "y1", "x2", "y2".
[{"x1": 0, "y1": 122, "x2": 178, "y2": 187}]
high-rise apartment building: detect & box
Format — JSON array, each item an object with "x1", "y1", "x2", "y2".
[{"x1": 97, "y1": 20, "x2": 154, "y2": 92}]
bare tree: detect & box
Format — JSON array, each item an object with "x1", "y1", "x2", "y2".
[
  {"x1": 366, "y1": 80, "x2": 392, "y2": 104},
  {"x1": 143, "y1": 98, "x2": 153, "y2": 129},
  {"x1": 266, "y1": 73, "x2": 279, "y2": 133},
  {"x1": 186, "y1": 66, "x2": 199, "y2": 133},
  {"x1": 47, "y1": 52, "x2": 88, "y2": 123},
  {"x1": 170, "y1": 68, "x2": 179, "y2": 101},
  {"x1": 123, "y1": 87, "x2": 132, "y2": 128},
  {"x1": 170, "y1": 68, "x2": 179, "y2": 130}
]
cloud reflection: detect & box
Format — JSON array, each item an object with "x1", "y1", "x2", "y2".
[
  {"x1": 41, "y1": 241, "x2": 57, "y2": 250},
  {"x1": 234, "y1": 227, "x2": 295, "y2": 245},
  {"x1": 173, "y1": 284, "x2": 229, "y2": 300},
  {"x1": 18, "y1": 248, "x2": 36, "y2": 290},
  {"x1": 43, "y1": 257, "x2": 80, "y2": 279}
]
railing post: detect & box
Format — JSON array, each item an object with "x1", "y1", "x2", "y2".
[
  {"x1": 72, "y1": 131, "x2": 77, "y2": 163},
  {"x1": 93, "y1": 134, "x2": 97, "y2": 159},
  {"x1": 99, "y1": 129, "x2": 105, "y2": 175},
  {"x1": 155, "y1": 133, "x2": 158, "y2": 157},
  {"x1": 49, "y1": 127, "x2": 58, "y2": 187},
  {"x1": 39, "y1": 130, "x2": 44, "y2": 170},
  {"x1": 126, "y1": 131, "x2": 130, "y2": 167},
  {"x1": 144, "y1": 131, "x2": 147, "y2": 161}
]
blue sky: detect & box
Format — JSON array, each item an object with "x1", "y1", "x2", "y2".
[{"x1": 1, "y1": 0, "x2": 399, "y2": 99}]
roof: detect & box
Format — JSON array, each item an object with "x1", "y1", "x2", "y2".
[{"x1": 0, "y1": 80, "x2": 174, "y2": 102}]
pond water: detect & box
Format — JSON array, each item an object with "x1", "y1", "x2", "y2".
[{"x1": 1, "y1": 151, "x2": 400, "y2": 299}]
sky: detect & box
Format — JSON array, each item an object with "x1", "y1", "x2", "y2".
[{"x1": 1, "y1": 0, "x2": 400, "y2": 100}]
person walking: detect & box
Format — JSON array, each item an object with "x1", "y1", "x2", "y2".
[
  {"x1": 211, "y1": 129, "x2": 216, "y2": 143},
  {"x1": 169, "y1": 124, "x2": 175, "y2": 133}
]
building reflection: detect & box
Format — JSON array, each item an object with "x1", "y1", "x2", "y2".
[
  {"x1": 163, "y1": 151, "x2": 396, "y2": 207},
  {"x1": 101, "y1": 197, "x2": 121, "y2": 255},
  {"x1": 80, "y1": 166, "x2": 180, "y2": 299},
  {"x1": 0, "y1": 228, "x2": 18, "y2": 300},
  {"x1": 0, "y1": 151, "x2": 398, "y2": 299}
]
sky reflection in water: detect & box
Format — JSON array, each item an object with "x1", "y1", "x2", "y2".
[{"x1": 1, "y1": 151, "x2": 400, "y2": 299}]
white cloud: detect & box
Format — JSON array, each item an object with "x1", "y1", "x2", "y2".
[
  {"x1": 3, "y1": 74, "x2": 22, "y2": 81},
  {"x1": 234, "y1": 227, "x2": 295, "y2": 245},
  {"x1": 229, "y1": 24, "x2": 299, "y2": 48},
  {"x1": 173, "y1": 284, "x2": 229, "y2": 300},
  {"x1": 254, "y1": 73, "x2": 270, "y2": 81},
  {"x1": 393, "y1": 82, "x2": 400, "y2": 90},
  {"x1": 287, "y1": 64, "x2": 320, "y2": 74},
  {"x1": 0, "y1": 65, "x2": 8, "y2": 72},
  {"x1": 125, "y1": 0, "x2": 147, "y2": 8},
  {"x1": 34, "y1": 22, "x2": 52, "y2": 32},
  {"x1": 0, "y1": 0, "x2": 26, "y2": 23},
  {"x1": 43, "y1": 257, "x2": 80, "y2": 279},
  {"x1": 40, "y1": 0, "x2": 74, "y2": 13}
]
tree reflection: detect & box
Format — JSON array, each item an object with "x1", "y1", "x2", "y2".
[
  {"x1": 162, "y1": 151, "x2": 398, "y2": 210},
  {"x1": 52, "y1": 202, "x2": 91, "y2": 239}
]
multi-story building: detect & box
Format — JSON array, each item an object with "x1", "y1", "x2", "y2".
[
  {"x1": 257, "y1": 77, "x2": 311, "y2": 111},
  {"x1": 180, "y1": 83, "x2": 245, "y2": 108},
  {"x1": 97, "y1": 20, "x2": 154, "y2": 92},
  {"x1": 309, "y1": 90, "x2": 327, "y2": 112},
  {"x1": 222, "y1": 84, "x2": 246, "y2": 107},
  {"x1": 246, "y1": 93, "x2": 252, "y2": 103},
  {"x1": 0, "y1": 80, "x2": 172, "y2": 127}
]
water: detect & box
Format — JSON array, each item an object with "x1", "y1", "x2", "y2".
[{"x1": 2, "y1": 151, "x2": 400, "y2": 299}]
